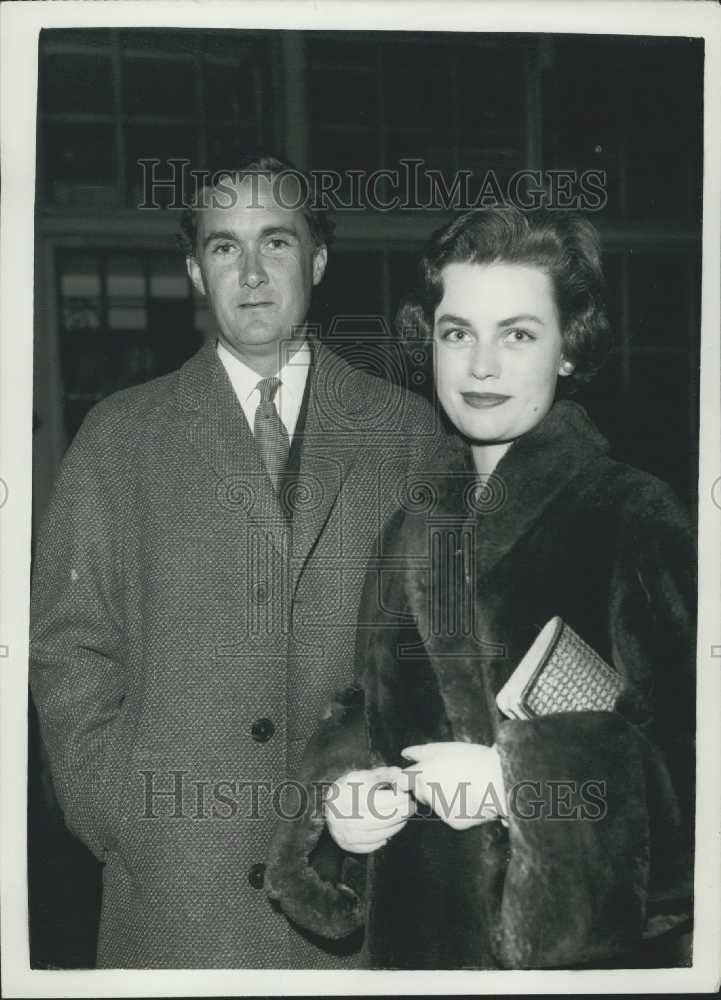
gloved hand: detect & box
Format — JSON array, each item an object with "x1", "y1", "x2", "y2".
[{"x1": 324, "y1": 766, "x2": 414, "y2": 854}]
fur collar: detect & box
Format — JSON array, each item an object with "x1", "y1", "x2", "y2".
[
  {"x1": 437, "y1": 399, "x2": 610, "y2": 564},
  {"x1": 398, "y1": 401, "x2": 612, "y2": 745},
  {"x1": 403, "y1": 399, "x2": 611, "y2": 569}
]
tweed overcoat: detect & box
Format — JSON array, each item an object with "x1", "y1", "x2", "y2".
[
  {"x1": 29, "y1": 338, "x2": 443, "y2": 968},
  {"x1": 266, "y1": 401, "x2": 696, "y2": 969}
]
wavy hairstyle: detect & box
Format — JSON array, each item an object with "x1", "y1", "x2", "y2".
[
  {"x1": 396, "y1": 206, "x2": 612, "y2": 386},
  {"x1": 177, "y1": 151, "x2": 335, "y2": 257}
]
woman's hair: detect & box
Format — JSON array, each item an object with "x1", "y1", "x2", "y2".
[{"x1": 396, "y1": 206, "x2": 612, "y2": 386}]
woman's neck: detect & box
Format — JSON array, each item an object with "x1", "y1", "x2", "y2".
[{"x1": 470, "y1": 441, "x2": 511, "y2": 477}]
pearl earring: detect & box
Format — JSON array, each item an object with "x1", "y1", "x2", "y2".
[{"x1": 559, "y1": 360, "x2": 575, "y2": 376}]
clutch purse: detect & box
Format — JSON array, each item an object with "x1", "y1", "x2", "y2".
[{"x1": 495, "y1": 616, "x2": 624, "y2": 720}]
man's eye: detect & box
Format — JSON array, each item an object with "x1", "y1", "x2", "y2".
[
  {"x1": 266, "y1": 238, "x2": 290, "y2": 250},
  {"x1": 212, "y1": 243, "x2": 236, "y2": 255}
]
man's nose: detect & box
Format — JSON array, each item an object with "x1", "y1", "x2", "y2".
[
  {"x1": 470, "y1": 340, "x2": 501, "y2": 380},
  {"x1": 239, "y1": 248, "x2": 268, "y2": 289}
]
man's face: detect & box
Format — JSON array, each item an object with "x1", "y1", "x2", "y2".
[{"x1": 187, "y1": 174, "x2": 327, "y2": 371}]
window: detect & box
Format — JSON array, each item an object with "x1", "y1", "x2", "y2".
[
  {"x1": 39, "y1": 29, "x2": 273, "y2": 209},
  {"x1": 307, "y1": 32, "x2": 531, "y2": 203},
  {"x1": 55, "y1": 248, "x2": 203, "y2": 437}
]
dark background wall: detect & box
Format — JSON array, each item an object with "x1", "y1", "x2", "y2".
[{"x1": 31, "y1": 28, "x2": 703, "y2": 967}]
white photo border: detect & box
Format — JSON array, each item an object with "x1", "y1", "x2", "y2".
[{"x1": 1, "y1": 1, "x2": 719, "y2": 995}]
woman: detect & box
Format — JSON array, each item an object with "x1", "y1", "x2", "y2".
[{"x1": 265, "y1": 207, "x2": 696, "y2": 969}]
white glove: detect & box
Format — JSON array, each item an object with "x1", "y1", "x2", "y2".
[
  {"x1": 401, "y1": 742, "x2": 507, "y2": 831},
  {"x1": 324, "y1": 766, "x2": 414, "y2": 854}
]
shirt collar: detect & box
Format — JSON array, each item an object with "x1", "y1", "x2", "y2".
[
  {"x1": 216, "y1": 338, "x2": 311, "y2": 404},
  {"x1": 277, "y1": 339, "x2": 312, "y2": 407}
]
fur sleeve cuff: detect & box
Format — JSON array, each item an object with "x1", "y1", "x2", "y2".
[{"x1": 265, "y1": 686, "x2": 371, "y2": 940}]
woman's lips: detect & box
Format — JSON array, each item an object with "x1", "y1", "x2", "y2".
[{"x1": 461, "y1": 392, "x2": 511, "y2": 408}]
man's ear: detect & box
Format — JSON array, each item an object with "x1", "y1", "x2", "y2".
[
  {"x1": 186, "y1": 256, "x2": 206, "y2": 296},
  {"x1": 312, "y1": 245, "x2": 328, "y2": 287}
]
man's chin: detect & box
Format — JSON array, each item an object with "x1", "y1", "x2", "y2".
[{"x1": 218, "y1": 328, "x2": 306, "y2": 360}]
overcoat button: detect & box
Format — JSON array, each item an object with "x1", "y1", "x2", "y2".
[
  {"x1": 248, "y1": 862, "x2": 266, "y2": 889},
  {"x1": 253, "y1": 583, "x2": 269, "y2": 604},
  {"x1": 251, "y1": 717, "x2": 275, "y2": 743}
]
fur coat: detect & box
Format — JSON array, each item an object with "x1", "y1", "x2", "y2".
[{"x1": 265, "y1": 400, "x2": 696, "y2": 969}]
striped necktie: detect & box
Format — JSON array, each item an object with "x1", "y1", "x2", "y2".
[{"x1": 254, "y1": 376, "x2": 290, "y2": 492}]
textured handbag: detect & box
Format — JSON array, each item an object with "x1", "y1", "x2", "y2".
[{"x1": 496, "y1": 616, "x2": 624, "y2": 720}]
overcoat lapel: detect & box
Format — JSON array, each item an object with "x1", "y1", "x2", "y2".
[
  {"x1": 173, "y1": 340, "x2": 290, "y2": 556},
  {"x1": 173, "y1": 340, "x2": 367, "y2": 587},
  {"x1": 288, "y1": 343, "x2": 364, "y2": 594}
]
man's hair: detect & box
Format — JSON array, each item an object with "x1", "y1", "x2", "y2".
[
  {"x1": 177, "y1": 152, "x2": 335, "y2": 257},
  {"x1": 396, "y1": 205, "x2": 612, "y2": 386}
]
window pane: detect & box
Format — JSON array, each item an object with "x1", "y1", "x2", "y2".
[
  {"x1": 205, "y1": 125, "x2": 264, "y2": 171},
  {"x1": 382, "y1": 42, "x2": 452, "y2": 131},
  {"x1": 601, "y1": 251, "x2": 626, "y2": 344},
  {"x1": 204, "y1": 62, "x2": 259, "y2": 122},
  {"x1": 309, "y1": 126, "x2": 381, "y2": 177},
  {"x1": 308, "y1": 68, "x2": 378, "y2": 127},
  {"x1": 107, "y1": 255, "x2": 144, "y2": 298},
  {"x1": 147, "y1": 300, "x2": 200, "y2": 374},
  {"x1": 150, "y1": 254, "x2": 189, "y2": 299},
  {"x1": 122, "y1": 56, "x2": 196, "y2": 116},
  {"x1": 388, "y1": 251, "x2": 420, "y2": 316},
  {"x1": 193, "y1": 301, "x2": 214, "y2": 339},
  {"x1": 58, "y1": 254, "x2": 102, "y2": 330},
  {"x1": 44, "y1": 123, "x2": 116, "y2": 185},
  {"x1": 126, "y1": 124, "x2": 198, "y2": 206},
  {"x1": 310, "y1": 250, "x2": 384, "y2": 337},
  {"x1": 107, "y1": 255, "x2": 146, "y2": 331},
  {"x1": 41, "y1": 52, "x2": 114, "y2": 114},
  {"x1": 577, "y1": 350, "x2": 625, "y2": 447},
  {"x1": 384, "y1": 131, "x2": 459, "y2": 204},
  {"x1": 625, "y1": 355, "x2": 694, "y2": 499},
  {"x1": 456, "y1": 45, "x2": 526, "y2": 139},
  {"x1": 547, "y1": 36, "x2": 703, "y2": 223},
  {"x1": 628, "y1": 252, "x2": 690, "y2": 350}
]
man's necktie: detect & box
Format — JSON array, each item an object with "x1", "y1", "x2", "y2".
[{"x1": 254, "y1": 376, "x2": 290, "y2": 492}]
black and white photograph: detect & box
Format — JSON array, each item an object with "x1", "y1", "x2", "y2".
[{"x1": 1, "y1": 1, "x2": 720, "y2": 995}]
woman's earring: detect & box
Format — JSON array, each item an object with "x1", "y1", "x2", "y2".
[{"x1": 559, "y1": 360, "x2": 575, "y2": 377}]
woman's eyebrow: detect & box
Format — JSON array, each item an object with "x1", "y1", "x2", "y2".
[
  {"x1": 435, "y1": 313, "x2": 472, "y2": 326},
  {"x1": 497, "y1": 313, "x2": 545, "y2": 327}
]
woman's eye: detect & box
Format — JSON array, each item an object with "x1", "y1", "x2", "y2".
[
  {"x1": 504, "y1": 328, "x2": 535, "y2": 344},
  {"x1": 441, "y1": 328, "x2": 471, "y2": 343}
]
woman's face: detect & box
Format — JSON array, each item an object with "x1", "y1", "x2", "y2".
[{"x1": 433, "y1": 261, "x2": 565, "y2": 446}]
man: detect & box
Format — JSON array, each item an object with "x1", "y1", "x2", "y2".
[{"x1": 29, "y1": 154, "x2": 441, "y2": 968}]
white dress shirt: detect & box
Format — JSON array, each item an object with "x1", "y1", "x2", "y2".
[{"x1": 217, "y1": 339, "x2": 311, "y2": 443}]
